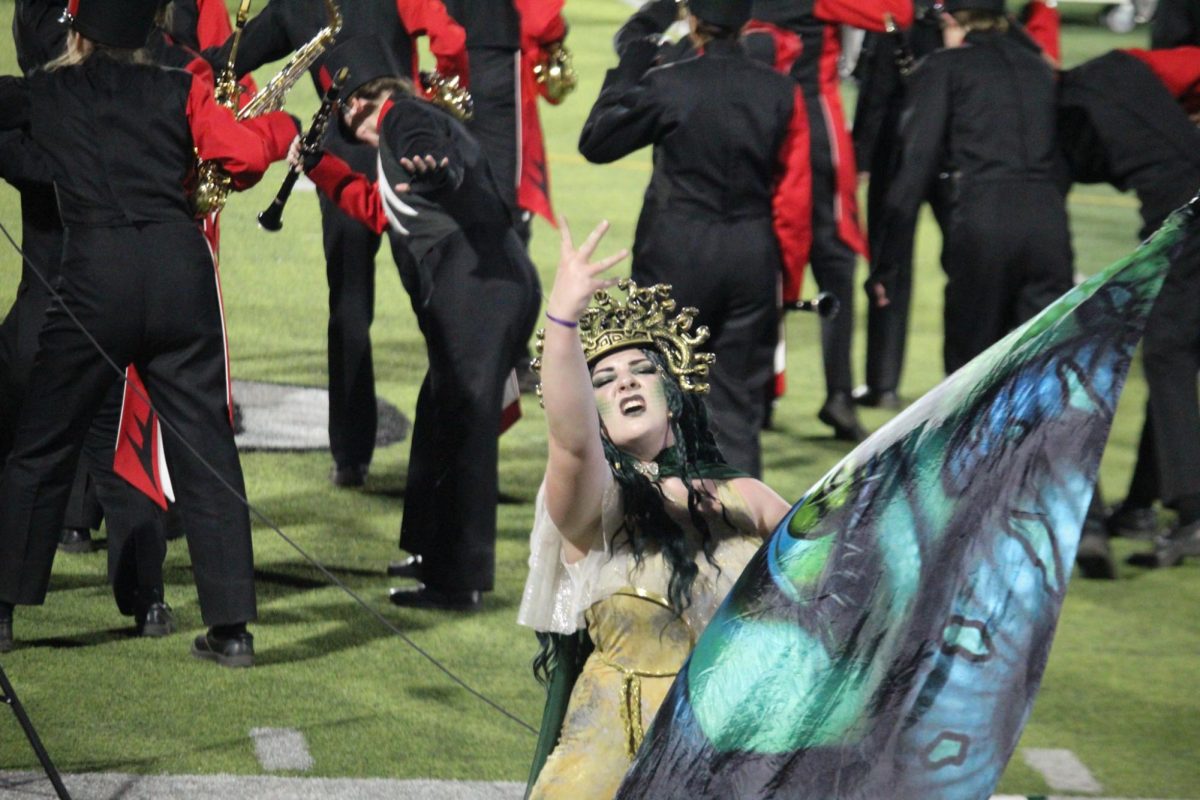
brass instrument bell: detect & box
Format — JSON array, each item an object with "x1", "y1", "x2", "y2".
[
  {"x1": 533, "y1": 42, "x2": 578, "y2": 104},
  {"x1": 420, "y1": 71, "x2": 474, "y2": 121}
]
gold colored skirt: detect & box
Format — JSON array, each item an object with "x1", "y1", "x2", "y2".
[{"x1": 530, "y1": 589, "x2": 695, "y2": 800}]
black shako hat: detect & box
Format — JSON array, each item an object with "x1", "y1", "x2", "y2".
[
  {"x1": 688, "y1": 0, "x2": 752, "y2": 29},
  {"x1": 943, "y1": 0, "x2": 1007, "y2": 13},
  {"x1": 318, "y1": 35, "x2": 403, "y2": 97},
  {"x1": 63, "y1": 0, "x2": 159, "y2": 49}
]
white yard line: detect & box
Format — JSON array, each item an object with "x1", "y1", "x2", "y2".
[
  {"x1": 0, "y1": 772, "x2": 523, "y2": 800},
  {"x1": 1022, "y1": 748, "x2": 1105, "y2": 794},
  {"x1": 0, "y1": 772, "x2": 1189, "y2": 800},
  {"x1": 249, "y1": 728, "x2": 314, "y2": 773}
]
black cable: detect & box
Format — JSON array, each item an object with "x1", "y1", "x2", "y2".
[{"x1": 0, "y1": 218, "x2": 537, "y2": 736}]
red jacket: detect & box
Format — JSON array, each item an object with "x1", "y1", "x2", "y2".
[
  {"x1": 746, "y1": 0, "x2": 911, "y2": 265},
  {"x1": 1125, "y1": 46, "x2": 1200, "y2": 112},
  {"x1": 516, "y1": 0, "x2": 567, "y2": 223},
  {"x1": 398, "y1": 0, "x2": 471, "y2": 84}
]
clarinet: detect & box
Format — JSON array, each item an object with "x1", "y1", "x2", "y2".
[
  {"x1": 883, "y1": 12, "x2": 917, "y2": 78},
  {"x1": 258, "y1": 66, "x2": 349, "y2": 232}
]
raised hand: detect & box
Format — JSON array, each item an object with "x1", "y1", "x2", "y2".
[{"x1": 546, "y1": 217, "x2": 629, "y2": 324}]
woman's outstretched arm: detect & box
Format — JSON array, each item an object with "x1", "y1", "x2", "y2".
[{"x1": 540, "y1": 218, "x2": 628, "y2": 558}]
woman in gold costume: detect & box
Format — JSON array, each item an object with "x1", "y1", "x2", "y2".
[{"x1": 518, "y1": 220, "x2": 790, "y2": 798}]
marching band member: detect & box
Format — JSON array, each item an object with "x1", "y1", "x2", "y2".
[
  {"x1": 0, "y1": 0, "x2": 297, "y2": 664},
  {"x1": 1059, "y1": 47, "x2": 1200, "y2": 570},
  {"x1": 292, "y1": 37, "x2": 539, "y2": 610},
  {"x1": 578, "y1": 0, "x2": 809, "y2": 479},
  {"x1": 868, "y1": 0, "x2": 1072, "y2": 376},
  {"x1": 223, "y1": 0, "x2": 469, "y2": 488},
  {"x1": 743, "y1": 0, "x2": 915, "y2": 441}
]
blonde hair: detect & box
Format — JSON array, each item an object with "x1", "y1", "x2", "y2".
[
  {"x1": 45, "y1": 29, "x2": 151, "y2": 71},
  {"x1": 45, "y1": 30, "x2": 91, "y2": 70}
]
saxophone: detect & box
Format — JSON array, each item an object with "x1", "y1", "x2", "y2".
[
  {"x1": 238, "y1": 0, "x2": 343, "y2": 120},
  {"x1": 192, "y1": 0, "x2": 252, "y2": 217},
  {"x1": 192, "y1": 0, "x2": 343, "y2": 216}
]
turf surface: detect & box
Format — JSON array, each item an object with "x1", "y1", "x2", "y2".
[{"x1": 0, "y1": 1, "x2": 1197, "y2": 796}]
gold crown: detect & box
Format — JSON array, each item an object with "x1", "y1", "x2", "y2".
[{"x1": 534, "y1": 280, "x2": 714, "y2": 395}]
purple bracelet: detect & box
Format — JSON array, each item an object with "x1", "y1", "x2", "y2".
[{"x1": 545, "y1": 311, "x2": 579, "y2": 329}]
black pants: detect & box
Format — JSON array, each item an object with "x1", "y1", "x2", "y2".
[
  {"x1": 632, "y1": 211, "x2": 779, "y2": 478},
  {"x1": 1, "y1": 228, "x2": 160, "y2": 600},
  {"x1": 0, "y1": 283, "x2": 50, "y2": 462},
  {"x1": 942, "y1": 182, "x2": 1074, "y2": 374},
  {"x1": 319, "y1": 191, "x2": 414, "y2": 471},
  {"x1": 81, "y1": 381, "x2": 167, "y2": 616},
  {"x1": 397, "y1": 229, "x2": 539, "y2": 591},
  {"x1": 806, "y1": 93, "x2": 857, "y2": 399},
  {"x1": 1142, "y1": 222, "x2": 1200, "y2": 508},
  {"x1": 862, "y1": 135, "x2": 952, "y2": 394},
  {"x1": 0, "y1": 222, "x2": 254, "y2": 626},
  {"x1": 465, "y1": 46, "x2": 520, "y2": 218}
]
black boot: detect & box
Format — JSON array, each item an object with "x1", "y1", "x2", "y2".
[
  {"x1": 1129, "y1": 518, "x2": 1200, "y2": 569},
  {"x1": 191, "y1": 623, "x2": 254, "y2": 668},
  {"x1": 818, "y1": 392, "x2": 868, "y2": 442},
  {"x1": 58, "y1": 527, "x2": 93, "y2": 553},
  {"x1": 1076, "y1": 531, "x2": 1117, "y2": 579},
  {"x1": 134, "y1": 587, "x2": 176, "y2": 638}
]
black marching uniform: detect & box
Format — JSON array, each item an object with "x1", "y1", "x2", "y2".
[
  {"x1": 0, "y1": 22, "x2": 295, "y2": 638},
  {"x1": 578, "y1": 9, "x2": 805, "y2": 478},
  {"x1": 851, "y1": 2, "x2": 946, "y2": 403},
  {"x1": 871, "y1": 26, "x2": 1073, "y2": 374},
  {"x1": 745, "y1": 0, "x2": 878, "y2": 439},
  {"x1": 3, "y1": 0, "x2": 173, "y2": 619},
  {"x1": 228, "y1": 0, "x2": 466, "y2": 482},
  {"x1": 1059, "y1": 49, "x2": 1200, "y2": 535},
  {"x1": 444, "y1": 0, "x2": 522, "y2": 226},
  {"x1": 306, "y1": 38, "x2": 539, "y2": 599}
]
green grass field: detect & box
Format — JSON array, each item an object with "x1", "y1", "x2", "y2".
[{"x1": 1, "y1": 1, "x2": 1198, "y2": 795}]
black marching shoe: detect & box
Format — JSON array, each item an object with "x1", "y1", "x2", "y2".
[
  {"x1": 851, "y1": 385, "x2": 902, "y2": 410},
  {"x1": 1128, "y1": 518, "x2": 1200, "y2": 569},
  {"x1": 818, "y1": 392, "x2": 869, "y2": 442},
  {"x1": 388, "y1": 584, "x2": 482, "y2": 612},
  {"x1": 191, "y1": 626, "x2": 254, "y2": 668},
  {"x1": 136, "y1": 602, "x2": 176, "y2": 638},
  {"x1": 58, "y1": 527, "x2": 94, "y2": 553},
  {"x1": 1075, "y1": 531, "x2": 1117, "y2": 580},
  {"x1": 330, "y1": 462, "x2": 369, "y2": 488},
  {"x1": 0, "y1": 603, "x2": 13, "y2": 653},
  {"x1": 386, "y1": 554, "x2": 423, "y2": 580},
  {"x1": 1105, "y1": 501, "x2": 1160, "y2": 540}
]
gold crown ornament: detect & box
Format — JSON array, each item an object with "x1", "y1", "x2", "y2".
[{"x1": 533, "y1": 280, "x2": 715, "y2": 398}]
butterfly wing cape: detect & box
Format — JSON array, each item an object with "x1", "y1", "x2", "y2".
[{"x1": 616, "y1": 203, "x2": 1196, "y2": 800}]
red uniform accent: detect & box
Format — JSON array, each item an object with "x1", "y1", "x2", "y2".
[
  {"x1": 397, "y1": 0, "x2": 470, "y2": 85},
  {"x1": 816, "y1": 24, "x2": 867, "y2": 259},
  {"x1": 185, "y1": 70, "x2": 296, "y2": 186},
  {"x1": 309, "y1": 152, "x2": 388, "y2": 234},
  {"x1": 1126, "y1": 46, "x2": 1200, "y2": 112},
  {"x1": 745, "y1": 18, "x2": 869, "y2": 268},
  {"x1": 1021, "y1": 0, "x2": 1061, "y2": 66},
  {"x1": 113, "y1": 367, "x2": 171, "y2": 511},
  {"x1": 814, "y1": 0, "x2": 914, "y2": 30},
  {"x1": 195, "y1": 0, "x2": 233, "y2": 49},
  {"x1": 774, "y1": 85, "x2": 812, "y2": 304},
  {"x1": 515, "y1": 0, "x2": 567, "y2": 224}
]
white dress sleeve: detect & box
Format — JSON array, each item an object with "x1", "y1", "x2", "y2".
[{"x1": 516, "y1": 472, "x2": 625, "y2": 634}]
